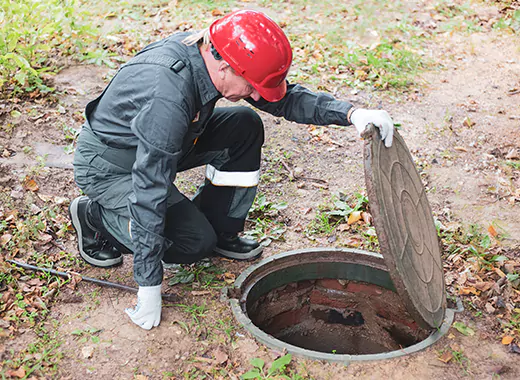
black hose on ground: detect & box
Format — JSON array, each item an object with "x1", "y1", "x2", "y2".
[{"x1": 6, "y1": 259, "x2": 177, "y2": 301}]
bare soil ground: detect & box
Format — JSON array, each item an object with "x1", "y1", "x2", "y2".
[{"x1": 1, "y1": 1, "x2": 520, "y2": 379}]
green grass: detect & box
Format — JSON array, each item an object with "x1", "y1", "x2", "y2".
[
  {"x1": 0, "y1": 0, "x2": 100, "y2": 97},
  {"x1": 0, "y1": 324, "x2": 63, "y2": 379}
]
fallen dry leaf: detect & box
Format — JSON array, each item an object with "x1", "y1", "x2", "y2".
[
  {"x1": 454, "y1": 146, "x2": 468, "y2": 152},
  {"x1": 22, "y1": 177, "x2": 39, "y2": 192},
  {"x1": 347, "y1": 211, "x2": 362, "y2": 225},
  {"x1": 6, "y1": 367, "x2": 26, "y2": 378},
  {"x1": 474, "y1": 282, "x2": 493, "y2": 292},
  {"x1": 502, "y1": 336, "x2": 514, "y2": 345},
  {"x1": 1, "y1": 233, "x2": 12, "y2": 246},
  {"x1": 213, "y1": 349, "x2": 228, "y2": 364},
  {"x1": 191, "y1": 290, "x2": 211, "y2": 296},
  {"x1": 437, "y1": 351, "x2": 453, "y2": 363},
  {"x1": 337, "y1": 223, "x2": 350, "y2": 232},
  {"x1": 459, "y1": 286, "x2": 479, "y2": 295},
  {"x1": 135, "y1": 376, "x2": 148, "y2": 380},
  {"x1": 361, "y1": 211, "x2": 372, "y2": 225},
  {"x1": 488, "y1": 225, "x2": 498, "y2": 237},
  {"x1": 211, "y1": 9, "x2": 224, "y2": 16},
  {"x1": 494, "y1": 268, "x2": 506, "y2": 278}
]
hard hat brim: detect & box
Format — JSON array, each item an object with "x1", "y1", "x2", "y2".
[{"x1": 254, "y1": 80, "x2": 287, "y2": 103}]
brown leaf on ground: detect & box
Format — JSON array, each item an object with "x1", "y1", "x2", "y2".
[
  {"x1": 437, "y1": 351, "x2": 453, "y2": 363},
  {"x1": 474, "y1": 282, "x2": 494, "y2": 292},
  {"x1": 338, "y1": 223, "x2": 350, "y2": 232},
  {"x1": 502, "y1": 336, "x2": 514, "y2": 345},
  {"x1": 1, "y1": 233, "x2": 12, "y2": 246},
  {"x1": 361, "y1": 211, "x2": 372, "y2": 225},
  {"x1": 6, "y1": 367, "x2": 26, "y2": 378},
  {"x1": 213, "y1": 349, "x2": 229, "y2": 364},
  {"x1": 347, "y1": 211, "x2": 362, "y2": 225},
  {"x1": 22, "y1": 177, "x2": 39, "y2": 192},
  {"x1": 459, "y1": 286, "x2": 479, "y2": 295},
  {"x1": 344, "y1": 237, "x2": 362, "y2": 247},
  {"x1": 488, "y1": 224, "x2": 498, "y2": 237}
]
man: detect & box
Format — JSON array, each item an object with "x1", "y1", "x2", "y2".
[{"x1": 69, "y1": 10, "x2": 394, "y2": 330}]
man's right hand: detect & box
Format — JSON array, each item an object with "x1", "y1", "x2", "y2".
[{"x1": 125, "y1": 285, "x2": 162, "y2": 330}]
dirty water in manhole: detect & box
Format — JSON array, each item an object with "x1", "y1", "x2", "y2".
[{"x1": 225, "y1": 248, "x2": 455, "y2": 362}]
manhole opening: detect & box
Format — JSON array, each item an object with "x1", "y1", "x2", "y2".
[{"x1": 247, "y1": 278, "x2": 431, "y2": 355}]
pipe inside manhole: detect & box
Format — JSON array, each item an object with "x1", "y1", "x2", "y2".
[{"x1": 224, "y1": 248, "x2": 455, "y2": 362}]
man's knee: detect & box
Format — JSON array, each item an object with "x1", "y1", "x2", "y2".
[
  {"x1": 163, "y1": 200, "x2": 217, "y2": 264},
  {"x1": 231, "y1": 107, "x2": 265, "y2": 150},
  {"x1": 163, "y1": 228, "x2": 217, "y2": 264}
]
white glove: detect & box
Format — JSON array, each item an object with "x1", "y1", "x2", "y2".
[
  {"x1": 125, "y1": 285, "x2": 162, "y2": 330},
  {"x1": 350, "y1": 108, "x2": 394, "y2": 147}
]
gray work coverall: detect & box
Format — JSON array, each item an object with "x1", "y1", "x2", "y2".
[{"x1": 73, "y1": 32, "x2": 354, "y2": 287}]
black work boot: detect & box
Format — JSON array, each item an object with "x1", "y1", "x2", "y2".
[
  {"x1": 214, "y1": 233, "x2": 263, "y2": 260},
  {"x1": 69, "y1": 196, "x2": 123, "y2": 268}
]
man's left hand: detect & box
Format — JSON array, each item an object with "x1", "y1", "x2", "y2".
[{"x1": 350, "y1": 108, "x2": 394, "y2": 147}]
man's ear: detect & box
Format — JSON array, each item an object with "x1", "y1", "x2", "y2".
[{"x1": 217, "y1": 62, "x2": 231, "y2": 80}]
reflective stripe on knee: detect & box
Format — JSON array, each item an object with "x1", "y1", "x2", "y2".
[{"x1": 205, "y1": 164, "x2": 259, "y2": 187}]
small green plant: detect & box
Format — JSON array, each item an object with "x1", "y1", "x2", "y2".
[
  {"x1": 306, "y1": 191, "x2": 369, "y2": 236},
  {"x1": 241, "y1": 354, "x2": 293, "y2": 379},
  {"x1": 326, "y1": 191, "x2": 368, "y2": 221},
  {"x1": 175, "y1": 303, "x2": 208, "y2": 325},
  {"x1": 451, "y1": 348, "x2": 471, "y2": 375},
  {"x1": 244, "y1": 193, "x2": 288, "y2": 246},
  {"x1": 62, "y1": 124, "x2": 80, "y2": 154},
  {"x1": 167, "y1": 260, "x2": 224, "y2": 289},
  {"x1": 71, "y1": 326, "x2": 102, "y2": 344},
  {"x1": 504, "y1": 160, "x2": 520, "y2": 170},
  {"x1": 248, "y1": 193, "x2": 288, "y2": 219}
]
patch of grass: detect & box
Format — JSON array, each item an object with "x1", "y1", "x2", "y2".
[
  {"x1": 0, "y1": 0, "x2": 100, "y2": 97},
  {"x1": 504, "y1": 160, "x2": 520, "y2": 170},
  {"x1": 306, "y1": 191, "x2": 369, "y2": 235},
  {"x1": 175, "y1": 303, "x2": 208, "y2": 326},
  {"x1": 244, "y1": 193, "x2": 288, "y2": 246},
  {"x1": 306, "y1": 210, "x2": 339, "y2": 235},
  {"x1": 71, "y1": 326, "x2": 102, "y2": 344},
  {"x1": 241, "y1": 354, "x2": 308, "y2": 380},
  {"x1": 167, "y1": 260, "x2": 225, "y2": 289},
  {"x1": 0, "y1": 324, "x2": 63, "y2": 379},
  {"x1": 340, "y1": 40, "x2": 427, "y2": 90}
]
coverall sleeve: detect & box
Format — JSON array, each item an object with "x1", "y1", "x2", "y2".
[
  {"x1": 128, "y1": 85, "x2": 191, "y2": 287},
  {"x1": 247, "y1": 83, "x2": 354, "y2": 126}
]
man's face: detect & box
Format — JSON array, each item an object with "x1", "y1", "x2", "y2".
[{"x1": 220, "y1": 67, "x2": 261, "y2": 102}]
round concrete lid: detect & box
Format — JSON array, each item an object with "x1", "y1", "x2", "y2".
[{"x1": 363, "y1": 126, "x2": 446, "y2": 329}]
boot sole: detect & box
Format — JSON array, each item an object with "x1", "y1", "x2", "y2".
[
  {"x1": 69, "y1": 197, "x2": 123, "y2": 268},
  {"x1": 213, "y1": 245, "x2": 264, "y2": 261}
]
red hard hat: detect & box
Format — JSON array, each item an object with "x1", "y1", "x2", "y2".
[{"x1": 209, "y1": 10, "x2": 292, "y2": 102}]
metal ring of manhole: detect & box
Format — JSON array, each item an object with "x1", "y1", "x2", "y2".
[
  {"x1": 224, "y1": 248, "x2": 455, "y2": 362},
  {"x1": 363, "y1": 126, "x2": 446, "y2": 328}
]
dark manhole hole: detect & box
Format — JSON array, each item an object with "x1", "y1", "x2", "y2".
[{"x1": 249, "y1": 278, "x2": 429, "y2": 355}]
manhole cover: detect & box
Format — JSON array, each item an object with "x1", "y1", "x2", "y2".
[{"x1": 364, "y1": 127, "x2": 446, "y2": 328}]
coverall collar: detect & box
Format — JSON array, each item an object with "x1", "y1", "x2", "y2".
[{"x1": 188, "y1": 44, "x2": 221, "y2": 105}]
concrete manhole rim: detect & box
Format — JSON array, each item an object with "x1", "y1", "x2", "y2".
[{"x1": 225, "y1": 247, "x2": 456, "y2": 363}]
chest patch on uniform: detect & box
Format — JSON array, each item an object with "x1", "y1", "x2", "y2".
[{"x1": 192, "y1": 112, "x2": 200, "y2": 123}]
